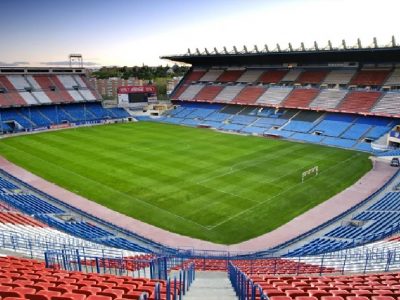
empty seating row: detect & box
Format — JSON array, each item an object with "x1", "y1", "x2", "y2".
[
  {"x1": 350, "y1": 70, "x2": 392, "y2": 86},
  {"x1": 287, "y1": 188, "x2": 400, "y2": 256},
  {"x1": 173, "y1": 83, "x2": 397, "y2": 117},
  {"x1": 372, "y1": 93, "x2": 400, "y2": 116},
  {"x1": 251, "y1": 271, "x2": 400, "y2": 300},
  {"x1": 182, "y1": 68, "x2": 400, "y2": 86},
  {"x1": 1, "y1": 103, "x2": 130, "y2": 133},
  {"x1": 0, "y1": 75, "x2": 98, "y2": 107},
  {"x1": 338, "y1": 91, "x2": 382, "y2": 113},
  {"x1": 0, "y1": 256, "x2": 168, "y2": 300},
  {"x1": 159, "y1": 103, "x2": 397, "y2": 153}
]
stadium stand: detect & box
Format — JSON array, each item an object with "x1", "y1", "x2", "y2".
[
  {"x1": 214, "y1": 85, "x2": 244, "y2": 102},
  {"x1": 216, "y1": 70, "x2": 245, "y2": 82},
  {"x1": 0, "y1": 69, "x2": 130, "y2": 134},
  {"x1": 194, "y1": 85, "x2": 224, "y2": 101},
  {"x1": 338, "y1": 91, "x2": 382, "y2": 113},
  {"x1": 184, "y1": 69, "x2": 207, "y2": 82},
  {"x1": 323, "y1": 69, "x2": 357, "y2": 85},
  {"x1": 199, "y1": 69, "x2": 224, "y2": 81},
  {"x1": 1, "y1": 102, "x2": 130, "y2": 133},
  {"x1": 0, "y1": 170, "x2": 170, "y2": 254},
  {"x1": 3, "y1": 44, "x2": 400, "y2": 300},
  {"x1": 309, "y1": 89, "x2": 348, "y2": 109},
  {"x1": 312, "y1": 113, "x2": 356, "y2": 137},
  {"x1": 282, "y1": 111, "x2": 322, "y2": 133},
  {"x1": 282, "y1": 89, "x2": 320, "y2": 108},
  {"x1": 350, "y1": 69, "x2": 392, "y2": 86},
  {"x1": 372, "y1": 92, "x2": 400, "y2": 116},
  {"x1": 286, "y1": 185, "x2": 400, "y2": 256},
  {"x1": 384, "y1": 68, "x2": 400, "y2": 86},
  {"x1": 257, "y1": 87, "x2": 293, "y2": 106},
  {"x1": 281, "y1": 69, "x2": 302, "y2": 82},
  {"x1": 230, "y1": 260, "x2": 400, "y2": 300},
  {"x1": 0, "y1": 255, "x2": 186, "y2": 300},
  {"x1": 237, "y1": 69, "x2": 264, "y2": 83},
  {"x1": 296, "y1": 70, "x2": 328, "y2": 84},
  {"x1": 153, "y1": 101, "x2": 399, "y2": 153},
  {"x1": 258, "y1": 70, "x2": 288, "y2": 84},
  {"x1": 175, "y1": 258, "x2": 334, "y2": 274},
  {"x1": 233, "y1": 86, "x2": 265, "y2": 104},
  {"x1": 175, "y1": 83, "x2": 204, "y2": 101},
  {"x1": 0, "y1": 76, "x2": 27, "y2": 106}
]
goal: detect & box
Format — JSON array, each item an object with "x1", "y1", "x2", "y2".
[{"x1": 302, "y1": 166, "x2": 319, "y2": 183}]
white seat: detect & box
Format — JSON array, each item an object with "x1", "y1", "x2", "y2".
[{"x1": 256, "y1": 87, "x2": 293, "y2": 105}]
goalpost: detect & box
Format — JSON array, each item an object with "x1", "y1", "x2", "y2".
[{"x1": 302, "y1": 166, "x2": 319, "y2": 183}]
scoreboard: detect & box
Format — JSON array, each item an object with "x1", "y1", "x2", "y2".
[{"x1": 117, "y1": 85, "x2": 157, "y2": 108}]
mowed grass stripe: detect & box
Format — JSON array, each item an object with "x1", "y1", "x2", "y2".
[{"x1": 0, "y1": 122, "x2": 371, "y2": 244}]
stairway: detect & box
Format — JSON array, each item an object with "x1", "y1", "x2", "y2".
[{"x1": 184, "y1": 271, "x2": 238, "y2": 300}]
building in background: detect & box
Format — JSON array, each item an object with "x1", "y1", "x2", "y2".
[
  {"x1": 167, "y1": 77, "x2": 182, "y2": 95},
  {"x1": 90, "y1": 77, "x2": 143, "y2": 100}
]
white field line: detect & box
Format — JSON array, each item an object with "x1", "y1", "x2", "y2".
[
  {"x1": 207, "y1": 153, "x2": 362, "y2": 230},
  {"x1": 0, "y1": 143, "x2": 210, "y2": 230},
  {"x1": 195, "y1": 144, "x2": 305, "y2": 184},
  {"x1": 183, "y1": 149, "x2": 347, "y2": 226}
]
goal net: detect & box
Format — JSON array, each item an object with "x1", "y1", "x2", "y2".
[{"x1": 302, "y1": 166, "x2": 319, "y2": 183}]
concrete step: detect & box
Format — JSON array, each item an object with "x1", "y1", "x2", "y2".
[{"x1": 184, "y1": 271, "x2": 238, "y2": 300}]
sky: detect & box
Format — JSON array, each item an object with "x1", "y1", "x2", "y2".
[{"x1": 0, "y1": 0, "x2": 399, "y2": 67}]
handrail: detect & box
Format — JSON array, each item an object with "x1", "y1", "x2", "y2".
[{"x1": 0, "y1": 166, "x2": 399, "y2": 259}]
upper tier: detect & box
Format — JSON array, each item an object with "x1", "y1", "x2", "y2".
[
  {"x1": 171, "y1": 66, "x2": 400, "y2": 118},
  {"x1": 0, "y1": 68, "x2": 101, "y2": 108}
]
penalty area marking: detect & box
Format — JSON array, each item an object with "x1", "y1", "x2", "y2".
[{"x1": 206, "y1": 153, "x2": 361, "y2": 230}]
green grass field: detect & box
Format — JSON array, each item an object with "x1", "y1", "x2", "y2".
[{"x1": 0, "y1": 122, "x2": 372, "y2": 244}]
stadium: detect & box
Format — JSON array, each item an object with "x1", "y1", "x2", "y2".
[{"x1": 1, "y1": 1, "x2": 400, "y2": 300}]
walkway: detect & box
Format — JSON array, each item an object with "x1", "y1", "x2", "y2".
[
  {"x1": 0, "y1": 156, "x2": 396, "y2": 252},
  {"x1": 184, "y1": 271, "x2": 237, "y2": 300}
]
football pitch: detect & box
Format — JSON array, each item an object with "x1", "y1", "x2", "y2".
[{"x1": 0, "y1": 122, "x2": 372, "y2": 244}]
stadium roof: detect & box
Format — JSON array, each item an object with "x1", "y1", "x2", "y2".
[{"x1": 162, "y1": 46, "x2": 400, "y2": 66}]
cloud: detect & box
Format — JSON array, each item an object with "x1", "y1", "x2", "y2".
[
  {"x1": 0, "y1": 61, "x2": 29, "y2": 67},
  {"x1": 40, "y1": 60, "x2": 100, "y2": 66}
]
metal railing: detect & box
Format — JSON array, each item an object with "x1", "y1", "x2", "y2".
[
  {"x1": 0, "y1": 229, "x2": 126, "y2": 260},
  {"x1": 44, "y1": 249, "x2": 196, "y2": 300},
  {"x1": 229, "y1": 262, "x2": 267, "y2": 300}
]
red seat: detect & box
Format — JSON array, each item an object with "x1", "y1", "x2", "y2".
[
  {"x1": 270, "y1": 297, "x2": 292, "y2": 300},
  {"x1": 374, "y1": 291, "x2": 394, "y2": 296},
  {"x1": 351, "y1": 290, "x2": 374, "y2": 297},
  {"x1": 371, "y1": 297, "x2": 395, "y2": 300},
  {"x1": 54, "y1": 285, "x2": 75, "y2": 293},
  {"x1": 59, "y1": 293, "x2": 86, "y2": 300},
  {"x1": 114, "y1": 284, "x2": 138, "y2": 293},
  {"x1": 0, "y1": 292, "x2": 23, "y2": 298},
  {"x1": 25, "y1": 295, "x2": 50, "y2": 300},
  {"x1": 122, "y1": 291, "x2": 149, "y2": 299},
  {"x1": 321, "y1": 297, "x2": 345, "y2": 300},
  {"x1": 36, "y1": 290, "x2": 62, "y2": 297},
  {"x1": 81, "y1": 286, "x2": 103, "y2": 294},
  {"x1": 13, "y1": 287, "x2": 36, "y2": 295},
  {"x1": 286, "y1": 290, "x2": 309, "y2": 298},
  {"x1": 59, "y1": 278, "x2": 77, "y2": 284},
  {"x1": 347, "y1": 297, "x2": 370, "y2": 300},
  {"x1": 296, "y1": 297, "x2": 319, "y2": 300},
  {"x1": 86, "y1": 296, "x2": 113, "y2": 300},
  {"x1": 309, "y1": 291, "x2": 332, "y2": 299},
  {"x1": 101, "y1": 289, "x2": 125, "y2": 298},
  {"x1": 72, "y1": 289, "x2": 92, "y2": 297}
]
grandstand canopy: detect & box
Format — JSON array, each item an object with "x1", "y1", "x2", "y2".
[{"x1": 162, "y1": 46, "x2": 400, "y2": 66}]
